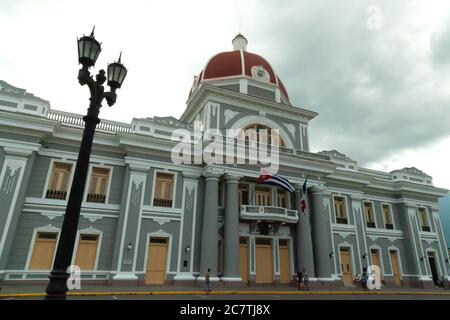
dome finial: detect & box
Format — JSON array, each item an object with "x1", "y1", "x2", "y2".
[{"x1": 232, "y1": 33, "x2": 248, "y2": 51}]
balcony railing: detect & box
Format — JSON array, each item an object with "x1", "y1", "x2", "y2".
[
  {"x1": 46, "y1": 189, "x2": 67, "y2": 200},
  {"x1": 86, "y1": 193, "x2": 106, "y2": 203},
  {"x1": 385, "y1": 223, "x2": 394, "y2": 230},
  {"x1": 336, "y1": 217, "x2": 348, "y2": 224},
  {"x1": 240, "y1": 205, "x2": 298, "y2": 223},
  {"x1": 48, "y1": 110, "x2": 130, "y2": 133},
  {"x1": 153, "y1": 198, "x2": 173, "y2": 208},
  {"x1": 366, "y1": 222, "x2": 376, "y2": 228}
]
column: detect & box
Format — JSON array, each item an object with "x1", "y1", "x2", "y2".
[
  {"x1": 309, "y1": 186, "x2": 333, "y2": 279},
  {"x1": 223, "y1": 174, "x2": 241, "y2": 281},
  {"x1": 0, "y1": 147, "x2": 36, "y2": 274},
  {"x1": 294, "y1": 184, "x2": 315, "y2": 276},
  {"x1": 200, "y1": 170, "x2": 220, "y2": 276},
  {"x1": 112, "y1": 163, "x2": 149, "y2": 280},
  {"x1": 349, "y1": 195, "x2": 366, "y2": 272},
  {"x1": 431, "y1": 208, "x2": 450, "y2": 277},
  {"x1": 403, "y1": 203, "x2": 425, "y2": 277},
  {"x1": 175, "y1": 171, "x2": 201, "y2": 280}
]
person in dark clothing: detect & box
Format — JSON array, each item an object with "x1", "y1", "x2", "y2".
[
  {"x1": 303, "y1": 269, "x2": 310, "y2": 291},
  {"x1": 297, "y1": 270, "x2": 303, "y2": 290},
  {"x1": 361, "y1": 267, "x2": 368, "y2": 291},
  {"x1": 204, "y1": 268, "x2": 211, "y2": 293}
]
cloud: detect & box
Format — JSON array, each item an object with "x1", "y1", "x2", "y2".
[
  {"x1": 237, "y1": 0, "x2": 450, "y2": 169},
  {"x1": 0, "y1": 0, "x2": 449, "y2": 188},
  {"x1": 431, "y1": 22, "x2": 450, "y2": 66}
]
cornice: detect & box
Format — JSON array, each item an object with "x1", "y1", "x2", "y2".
[
  {"x1": 181, "y1": 83, "x2": 318, "y2": 123},
  {"x1": 0, "y1": 110, "x2": 55, "y2": 134}
]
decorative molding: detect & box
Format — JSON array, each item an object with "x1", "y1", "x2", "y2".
[
  {"x1": 1, "y1": 161, "x2": 23, "y2": 194},
  {"x1": 152, "y1": 217, "x2": 171, "y2": 226},
  {"x1": 210, "y1": 102, "x2": 219, "y2": 117},
  {"x1": 331, "y1": 224, "x2": 356, "y2": 232},
  {"x1": 38, "y1": 224, "x2": 60, "y2": 232},
  {"x1": 82, "y1": 213, "x2": 103, "y2": 223},
  {"x1": 40, "y1": 211, "x2": 64, "y2": 221},
  {"x1": 130, "y1": 174, "x2": 145, "y2": 206},
  {"x1": 79, "y1": 226, "x2": 102, "y2": 234},
  {"x1": 337, "y1": 232, "x2": 352, "y2": 239},
  {"x1": 389, "y1": 167, "x2": 433, "y2": 186},
  {"x1": 251, "y1": 65, "x2": 270, "y2": 83},
  {"x1": 224, "y1": 109, "x2": 239, "y2": 126},
  {"x1": 152, "y1": 229, "x2": 172, "y2": 237},
  {"x1": 3, "y1": 147, "x2": 34, "y2": 157},
  {"x1": 185, "y1": 186, "x2": 194, "y2": 211},
  {"x1": 284, "y1": 123, "x2": 296, "y2": 138}
]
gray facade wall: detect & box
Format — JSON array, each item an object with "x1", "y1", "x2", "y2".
[
  {"x1": 0, "y1": 151, "x2": 36, "y2": 270},
  {"x1": 135, "y1": 219, "x2": 180, "y2": 273},
  {"x1": 25, "y1": 155, "x2": 51, "y2": 198},
  {"x1": 247, "y1": 85, "x2": 275, "y2": 101},
  {"x1": 6, "y1": 212, "x2": 118, "y2": 271},
  {"x1": 218, "y1": 84, "x2": 239, "y2": 93}
]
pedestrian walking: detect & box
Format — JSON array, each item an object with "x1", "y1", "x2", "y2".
[
  {"x1": 303, "y1": 269, "x2": 310, "y2": 291},
  {"x1": 354, "y1": 273, "x2": 361, "y2": 288},
  {"x1": 204, "y1": 268, "x2": 211, "y2": 293},
  {"x1": 361, "y1": 267, "x2": 368, "y2": 291},
  {"x1": 297, "y1": 270, "x2": 303, "y2": 290}
]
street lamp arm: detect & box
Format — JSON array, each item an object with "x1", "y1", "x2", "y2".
[
  {"x1": 103, "y1": 89, "x2": 117, "y2": 107},
  {"x1": 78, "y1": 67, "x2": 118, "y2": 108}
]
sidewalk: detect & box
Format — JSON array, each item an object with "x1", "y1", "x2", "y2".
[{"x1": 1, "y1": 283, "x2": 450, "y2": 296}]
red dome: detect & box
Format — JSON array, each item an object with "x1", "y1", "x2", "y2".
[
  {"x1": 191, "y1": 41, "x2": 291, "y2": 105},
  {"x1": 202, "y1": 51, "x2": 278, "y2": 85}
]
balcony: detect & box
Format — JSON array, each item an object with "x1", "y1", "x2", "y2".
[
  {"x1": 48, "y1": 110, "x2": 130, "y2": 133},
  {"x1": 46, "y1": 189, "x2": 67, "y2": 200},
  {"x1": 366, "y1": 222, "x2": 376, "y2": 229},
  {"x1": 240, "y1": 205, "x2": 298, "y2": 223},
  {"x1": 336, "y1": 217, "x2": 348, "y2": 224},
  {"x1": 86, "y1": 193, "x2": 106, "y2": 203},
  {"x1": 153, "y1": 198, "x2": 173, "y2": 208}
]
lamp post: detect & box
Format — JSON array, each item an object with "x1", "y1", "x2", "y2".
[{"x1": 45, "y1": 27, "x2": 127, "y2": 300}]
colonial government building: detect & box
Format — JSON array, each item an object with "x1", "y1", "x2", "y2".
[{"x1": 0, "y1": 35, "x2": 448, "y2": 288}]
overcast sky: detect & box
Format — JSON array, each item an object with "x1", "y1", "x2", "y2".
[{"x1": 1, "y1": 0, "x2": 449, "y2": 190}]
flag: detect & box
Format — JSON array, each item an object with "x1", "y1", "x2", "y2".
[
  {"x1": 257, "y1": 169, "x2": 295, "y2": 193},
  {"x1": 300, "y1": 177, "x2": 308, "y2": 214}
]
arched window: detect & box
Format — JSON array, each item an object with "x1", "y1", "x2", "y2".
[{"x1": 238, "y1": 124, "x2": 286, "y2": 148}]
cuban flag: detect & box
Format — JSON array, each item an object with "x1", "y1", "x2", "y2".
[
  {"x1": 300, "y1": 177, "x2": 308, "y2": 214},
  {"x1": 257, "y1": 169, "x2": 295, "y2": 193}
]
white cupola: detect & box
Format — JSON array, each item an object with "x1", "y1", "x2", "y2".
[{"x1": 232, "y1": 33, "x2": 248, "y2": 51}]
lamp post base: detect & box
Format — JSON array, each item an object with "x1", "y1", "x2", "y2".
[{"x1": 45, "y1": 269, "x2": 70, "y2": 300}]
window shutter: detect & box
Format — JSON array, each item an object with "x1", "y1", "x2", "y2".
[
  {"x1": 99, "y1": 177, "x2": 107, "y2": 195},
  {"x1": 50, "y1": 172, "x2": 59, "y2": 190},
  {"x1": 89, "y1": 176, "x2": 98, "y2": 194},
  {"x1": 61, "y1": 172, "x2": 70, "y2": 192},
  {"x1": 155, "y1": 180, "x2": 163, "y2": 199}
]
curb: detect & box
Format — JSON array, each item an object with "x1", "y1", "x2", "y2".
[{"x1": 1, "y1": 290, "x2": 450, "y2": 298}]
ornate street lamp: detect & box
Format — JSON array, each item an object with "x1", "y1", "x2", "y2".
[
  {"x1": 77, "y1": 26, "x2": 101, "y2": 67},
  {"x1": 45, "y1": 27, "x2": 127, "y2": 300}
]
